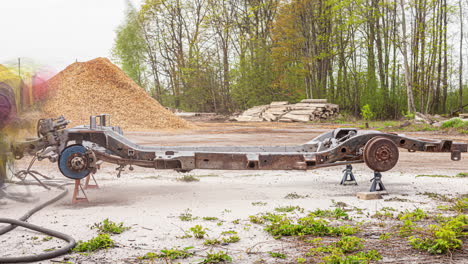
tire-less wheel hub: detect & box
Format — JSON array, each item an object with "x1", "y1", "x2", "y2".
[{"x1": 59, "y1": 145, "x2": 93, "y2": 179}]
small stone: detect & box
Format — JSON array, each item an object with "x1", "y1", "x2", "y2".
[{"x1": 356, "y1": 192, "x2": 383, "y2": 200}]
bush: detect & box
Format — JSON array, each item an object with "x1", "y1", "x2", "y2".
[{"x1": 361, "y1": 104, "x2": 375, "y2": 121}]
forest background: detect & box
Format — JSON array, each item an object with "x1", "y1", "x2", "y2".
[{"x1": 112, "y1": 0, "x2": 468, "y2": 119}]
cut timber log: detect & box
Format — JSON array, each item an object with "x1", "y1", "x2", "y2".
[
  {"x1": 281, "y1": 113, "x2": 311, "y2": 122},
  {"x1": 300, "y1": 99, "x2": 327, "y2": 103},
  {"x1": 270, "y1": 101, "x2": 289, "y2": 106},
  {"x1": 235, "y1": 116, "x2": 264, "y2": 122}
]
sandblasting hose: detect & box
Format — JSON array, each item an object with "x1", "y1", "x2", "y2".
[{"x1": 0, "y1": 184, "x2": 76, "y2": 263}]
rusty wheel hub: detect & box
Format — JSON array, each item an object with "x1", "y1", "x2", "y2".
[
  {"x1": 364, "y1": 137, "x2": 399, "y2": 172},
  {"x1": 67, "y1": 153, "x2": 88, "y2": 172}
]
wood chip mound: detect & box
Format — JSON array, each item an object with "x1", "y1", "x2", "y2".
[{"x1": 41, "y1": 58, "x2": 192, "y2": 130}]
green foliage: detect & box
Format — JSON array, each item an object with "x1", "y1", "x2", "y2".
[
  {"x1": 398, "y1": 208, "x2": 428, "y2": 222},
  {"x1": 222, "y1": 235, "x2": 240, "y2": 244},
  {"x1": 416, "y1": 174, "x2": 452, "y2": 178},
  {"x1": 112, "y1": 3, "x2": 146, "y2": 87},
  {"x1": 408, "y1": 214, "x2": 467, "y2": 254},
  {"x1": 449, "y1": 198, "x2": 468, "y2": 213},
  {"x1": 398, "y1": 220, "x2": 418, "y2": 237},
  {"x1": 203, "y1": 216, "x2": 219, "y2": 221},
  {"x1": 441, "y1": 118, "x2": 468, "y2": 128},
  {"x1": 200, "y1": 251, "x2": 232, "y2": 263},
  {"x1": 379, "y1": 233, "x2": 391, "y2": 240},
  {"x1": 268, "y1": 251, "x2": 287, "y2": 259},
  {"x1": 455, "y1": 172, "x2": 468, "y2": 177},
  {"x1": 92, "y1": 219, "x2": 130, "y2": 234},
  {"x1": 264, "y1": 215, "x2": 358, "y2": 238},
  {"x1": 73, "y1": 234, "x2": 115, "y2": 252},
  {"x1": 307, "y1": 236, "x2": 381, "y2": 264},
  {"x1": 274, "y1": 205, "x2": 304, "y2": 213},
  {"x1": 321, "y1": 250, "x2": 382, "y2": 264},
  {"x1": 204, "y1": 238, "x2": 221, "y2": 245},
  {"x1": 333, "y1": 236, "x2": 364, "y2": 253},
  {"x1": 138, "y1": 246, "x2": 194, "y2": 260},
  {"x1": 360, "y1": 104, "x2": 375, "y2": 121},
  {"x1": 190, "y1": 225, "x2": 208, "y2": 239},
  {"x1": 179, "y1": 209, "x2": 199, "y2": 221},
  {"x1": 252, "y1": 201, "x2": 267, "y2": 206},
  {"x1": 309, "y1": 208, "x2": 350, "y2": 220},
  {"x1": 284, "y1": 192, "x2": 308, "y2": 199},
  {"x1": 249, "y1": 215, "x2": 265, "y2": 224}
]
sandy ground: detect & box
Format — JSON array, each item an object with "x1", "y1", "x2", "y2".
[{"x1": 1, "y1": 122, "x2": 467, "y2": 263}]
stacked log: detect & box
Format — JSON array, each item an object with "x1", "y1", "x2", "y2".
[{"x1": 234, "y1": 99, "x2": 339, "y2": 122}]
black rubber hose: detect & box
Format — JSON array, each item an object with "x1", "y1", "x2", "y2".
[
  {"x1": 0, "y1": 183, "x2": 76, "y2": 263},
  {"x1": 0, "y1": 183, "x2": 68, "y2": 235},
  {"x1": 0, "y1": 218, "x2": 76, "y2": 263}
]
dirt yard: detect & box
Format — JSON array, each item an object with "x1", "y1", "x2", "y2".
[{"x1": 1, "y1": 121, "x2": 467, "y2": 263}]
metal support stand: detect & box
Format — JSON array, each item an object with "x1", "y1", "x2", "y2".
[
  {"x1": 72, "y1": 179, "x2": 88, "y2": 204},
  {"x1": 340, "y1": 165, "x2": 357, "y2": 185},
  {"x1": 370, "y1": 171, "x2": 386, "y2": 192},
  {"x1": 84, "y1": 174, "x2": 99, "y2": 189}
]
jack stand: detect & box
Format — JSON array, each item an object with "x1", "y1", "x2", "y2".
[
  {"x1": 370, "y1": 171, "x2": 386, "y2": 192},
  {"x1": 84, "y1": 174, "x2": 99, "y2": 189},
  {"x1": 340, "y1": 165, "x2": 358, "y2": 185},
  {"x1": 72, "y1": 179, "x2": 89, "y2": 204}
]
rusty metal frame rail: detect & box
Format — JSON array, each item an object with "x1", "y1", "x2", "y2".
[
  {"x1": 64, "y1": 124, "x2": 466, "y2": 173},
  {"x1": 12, "y1": 115, "x2": 467, "y2": 180}
]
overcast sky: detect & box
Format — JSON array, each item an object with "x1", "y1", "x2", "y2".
[{"x1": 0, "y1": 0, "x2": 142, "y2": 72}]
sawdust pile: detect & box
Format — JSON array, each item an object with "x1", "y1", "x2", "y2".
[{"x1": 42, "y1": 58, "x2": 191, "y2": 130}]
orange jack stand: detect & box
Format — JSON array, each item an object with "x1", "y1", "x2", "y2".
[
  {"x1": 72, "y1": 179, "x2": 89, "y2": 204},
  {"x1": 84, "y1": 173, "x2": 99, "y2": 189}
]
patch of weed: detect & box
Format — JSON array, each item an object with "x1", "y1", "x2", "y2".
[
  {"x1": 408, "y1": 214, "x2": 468, "y2": 254},
  {"x1": 274, "y1": 205, "x2": 304, "y2": 213},
  {"x1": 43, "y1": 236, "x2": 53, "y2": 242},
  {"x1": 138, "y1": 246, "x2": 194, "y2": 260},
  {"x1": 73, "y1": 234, "x2": 114, "y2": 252},
  {"x1": 222, "y1": 235, "x2": 240, "y2": 244},
  {"x1": 203, "y1": 217, "x2": 219, "y2": 221},
  {"x1": 398, "y1": 208, "x2": 428, "y2": 222},
  {"x1": 177, "y1": 174, "x2": 200, "y2": 182},
  {"x1": 309, "y1": 208, "x2": 350, "y2": 220},
  {"x1": 179, "y1": 209, "x2": 199, "y2": 221},
  {"x1": 249, "y1": 215, "x2": 265, "y2": 224},
  {"x1": 252, "y1": 201, "x2": 268, "y2": 206},
  {"x1": 200, "y1": 251, "x2": 232, "y2": 263},
  {"x1": 268, "y1": 251, "x2": 287, "y2": 259},
  {"x1": 264, "y1": 215, "x2": 358, "y2": 238},
  {"x1": 190, "y1": 225, "x2": 208, "y2": 239},
  {"x1": 456, "y1": 172, "x2": 468, "y2": 177},
  {"x1": 284, "y1": 192, "x2": 308, "y2": 199},
  {"x1": 416, "y1": 174, "x2": 452, "y2": 178},
  {"x1": 379, "y1": 233, "x2": 391, "y2": 240},
  {"x1": 92, "y1": 219, "x2": 130, "y2": 234},
  {"x1": 204, "y1": 238, "x2": 221, "y2": 245},
  {"x1": 384, "y1": 197, "x2": 411, "y2": 202},
  {"x1": 421, "y1": 192, "x2": 454, "y2": 202}
]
